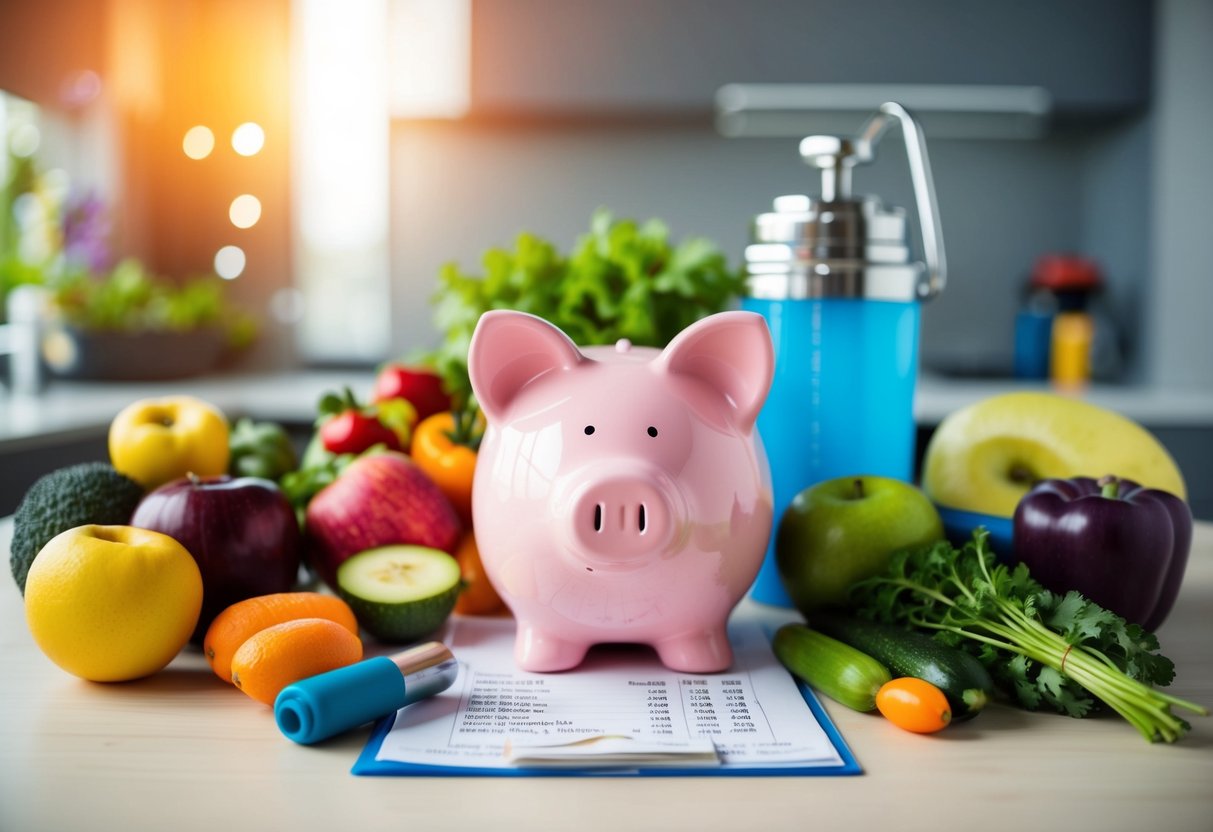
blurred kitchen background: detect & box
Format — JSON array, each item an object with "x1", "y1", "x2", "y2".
[{"x1": 1, "y1": 0, "x2": 1210, "y2": 515}]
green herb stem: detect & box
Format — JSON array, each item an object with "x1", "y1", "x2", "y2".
[
  {"x1": 1059, "y1": 652, "x2": 1187, "y2": 741},
  {"x1": 944, "y1": 609, "x2": 1193, "y2": 742},
  {"x1": 969, "y1": 602, "x2": 1203, "y2": 738},
  {"x1": 907, "y1": 616, "x2": 1027, "y2": 657},
  {"x1": 849, "y1": 531, "x2": 1208, "y2": 743},
  {"x1": 881, "y1": 578, "x2": 957, "y2": 609}
]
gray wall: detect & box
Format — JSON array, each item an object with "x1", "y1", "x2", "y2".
[
  {"x1": 1146, "y1": 0, "x2": 1213, "y2": 390},
  {"x1": 385, "y1": 0, "x2": 1205, "y2": 395},
  {"x1": 388, "y1": 122, "x2": 1141, "y2": 377}
]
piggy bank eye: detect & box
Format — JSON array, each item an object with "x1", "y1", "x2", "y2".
[
  {"x1": 647, "y1": 426, "x2": 658, "y2": 437},
  {"x1": 584, "y1": 425, "x2": 595, "y2": 436}
]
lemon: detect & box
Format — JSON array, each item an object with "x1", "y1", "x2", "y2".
[{"x1": 25, "y1": 525, "x2": 203, "y2": 682}]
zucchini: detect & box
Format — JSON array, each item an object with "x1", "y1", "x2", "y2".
[
  {"x1": 771, "y1": 623, "x2": 892, "y2": 712},
  {"x1": 810, "y1": 612, "x2": 994, "y2": 722}
]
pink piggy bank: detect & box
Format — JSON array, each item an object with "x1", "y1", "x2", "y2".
[{"x1": 468, "y1": 310, "x2": 774, "y2": 673}]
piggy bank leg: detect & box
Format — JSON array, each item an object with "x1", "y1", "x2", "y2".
[
  {"x1": 654, "y1": 626, "x2": 733, "y2": 673},
  {"x1": 514, "y1": 622, "x2": 590, "y2": 672}
]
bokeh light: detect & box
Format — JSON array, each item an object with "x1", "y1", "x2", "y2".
[
  {"x1": 10, "y1": 123, "x2": 41, "y2": 158},
  {"x1": 183, "y1": 125, "x2": 215, "y2": 160},
  {"x1": 214, "y1": 245, "x2": 246, "y2": 279},
  {"x1": 60, "y1": 70, "x2": 103, "y2": 108},
  {"x1": 270, "y1": 287, "x2": 305, "y2": 324},
  {"x1": 231, "y1": 122, "x2": 265, "y2": 156},
  {"x1": 229, "y1": 194, "x2": 262, "y2": 229}
]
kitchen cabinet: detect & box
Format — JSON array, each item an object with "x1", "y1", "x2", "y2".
[{"x1": 466, "y1": 0, "x2": 1152, "y2": 120}]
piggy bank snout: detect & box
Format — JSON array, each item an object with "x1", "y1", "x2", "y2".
[{"x1": 567, "y1": 475, "x2": 678, "y2": 566}]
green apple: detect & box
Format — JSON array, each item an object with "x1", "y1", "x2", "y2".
[
  {"x1": 776, "y1": 475, "x2": 944, "y2": 613},
  {"x1": 923, "y1": 392, "x2": 1186, "y2": 518}
]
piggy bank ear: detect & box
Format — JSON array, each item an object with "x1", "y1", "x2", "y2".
[
  {"x1": 468, "y1": 310, "x2": 585, "y2": 422},
  {"x1": 656, "y1": 311, "x2": 773, "y2": 432}
]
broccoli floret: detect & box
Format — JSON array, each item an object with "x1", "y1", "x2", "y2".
[{"x1": 11, "y1": 462, "x2": 145, "y2": 594}]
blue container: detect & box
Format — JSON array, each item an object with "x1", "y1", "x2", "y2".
[
  {"x1": 936, "y1": 505, "x2": 1015, "y2": 562},
  {"x1": 745, "y1": 297, "x2": 922, "y2": 606},
  {"x1": 1013, "y1": 308, "x2": 1053, "y2": 380},
  {"x1": 742, "y1": 102, "x2": 947, "y2": 608}
]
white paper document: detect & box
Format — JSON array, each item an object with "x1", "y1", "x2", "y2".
[{"x1": 373, "y1": 616, "x2": 847, "y2": 770}]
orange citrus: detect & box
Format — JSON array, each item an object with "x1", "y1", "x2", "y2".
[
  {"x1": 230, "y1": 618, "x2": 363, "y2": 705},
  {"x1": 203, "y1": 592, "x2": 359, "y2": 683}
]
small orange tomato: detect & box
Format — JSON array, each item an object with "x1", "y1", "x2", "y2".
[{"x1": 876, "y1": 677, "x2": 952, "y2": 734}]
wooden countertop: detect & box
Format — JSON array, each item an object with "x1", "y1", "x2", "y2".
[{"x1": 1, "y1": 519, "x2": 1211, "y2": 832}]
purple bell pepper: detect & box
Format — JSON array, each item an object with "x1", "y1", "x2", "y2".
[{"x1": 1012, "y1": 475, "x2": 1191, "y2": 631}]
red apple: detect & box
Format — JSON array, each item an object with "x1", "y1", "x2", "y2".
[
  {"x1": 304, "y1": 452, "x2": 462, "y2": 589},
  {"x1": 372, "y1": 364, "x2": 451, "y2": 423},
  {"x1": 131, "y1": 474, "x2": 302, "y2": 640}
]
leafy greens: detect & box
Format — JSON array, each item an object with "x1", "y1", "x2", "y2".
[
  {"x1": 848, "y1": 530, "x2": 1207, "y2": 743},
  {"x1": 51, "y1": 259, "x2": 256, "y2": 346},
  {"x1": 422, "y1": 209, "x2": 745, "y2": 401}
]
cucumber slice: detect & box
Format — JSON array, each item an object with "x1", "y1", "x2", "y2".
[{"x1": 336, "y1": 546, "x2": 462, "y2": 643}]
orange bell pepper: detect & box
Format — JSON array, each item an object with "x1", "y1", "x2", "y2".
[{"x1": 410, "y1": 409, "x2": 481, "y2": 527}]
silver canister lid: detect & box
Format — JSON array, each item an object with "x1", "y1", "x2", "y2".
[
  {"x1": 745, "y1": 195, "x2": 923, "y2": 302},
  {"x1": 744, "y1": 102, "x2": 946, "y2": 303}
]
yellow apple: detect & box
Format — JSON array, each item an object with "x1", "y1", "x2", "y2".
[
  {"x1": 109, "y1": 396, "x2": 230, "y2": 489},
  {"x1": 922, "y1": 391, "x2": 1186, "y2": 517},
  {"x1": 24, "y1": 525, "x2": 203, "y2": 682}
]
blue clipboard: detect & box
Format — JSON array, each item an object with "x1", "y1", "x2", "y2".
[{"x1": 351, "y1": 676, "x2": 862, "y2": 777}]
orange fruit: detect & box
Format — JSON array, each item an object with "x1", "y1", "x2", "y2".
[
  {"x1": 230, "y1": 618, "x2": 363, "y2": 706},
  {"x1": 452, "y1": 532, "x2": 505, "y2": 616},
  {"x1": 203, "y1": 592, "x2": 359, "y2": 683}
]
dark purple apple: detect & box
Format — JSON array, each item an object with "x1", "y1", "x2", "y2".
[
  {"x1": 305, "y1": 452, "x2": 461, "y2": 590},
  {"x1": 131, "y1": 474, "x2": 302, "y2": 640}
]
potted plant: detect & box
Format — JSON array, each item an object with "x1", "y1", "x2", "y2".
[
  {"x1": 2, "y1": 159, "x2": 254, "y2": 381},
  {"x1": 41, "y1": 257, "x2": 256, "y2": 381}
]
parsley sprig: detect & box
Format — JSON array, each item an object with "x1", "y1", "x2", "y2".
[{"x1": 849, "y1": 530, "x2": 1208, "y2": 743}]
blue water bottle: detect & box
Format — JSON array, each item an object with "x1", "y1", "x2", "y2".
[{"x1": 744, "y1": 102, "x2": 948, "y2": 607}]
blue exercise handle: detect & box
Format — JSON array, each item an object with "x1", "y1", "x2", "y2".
[{"x1": 274, "y1": 643, "x2": 458, "y2": 745}]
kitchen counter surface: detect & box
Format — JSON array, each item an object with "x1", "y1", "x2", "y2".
[
  {"x1": 1, "y1": 518, "x2": 1210, "y2": 832},
  {"x1": 0, "y1": 370, "x2": 363, "y2": 451},
  {"x1": 3, "y1": 370, "x2": 1212, "y2": 450}
]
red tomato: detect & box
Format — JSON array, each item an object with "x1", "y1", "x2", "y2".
[
  {"x1": 319, "y1": 410, "x2": 402, "y2": 455},
  {"x1": 372, "y1": 365, "x2": 451, "y2": 423}
]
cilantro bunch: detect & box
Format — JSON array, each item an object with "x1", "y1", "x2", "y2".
[
  {"x1": 424, "y1": 209, "x2": 745, "y2": 401},
  {"x1": 848, "y1": 530, "x2": 1208, "y2": 743}
]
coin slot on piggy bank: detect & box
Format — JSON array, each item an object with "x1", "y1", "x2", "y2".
[{"x1": 467, "y1": 310, "x2": 775, "y2": 673}]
